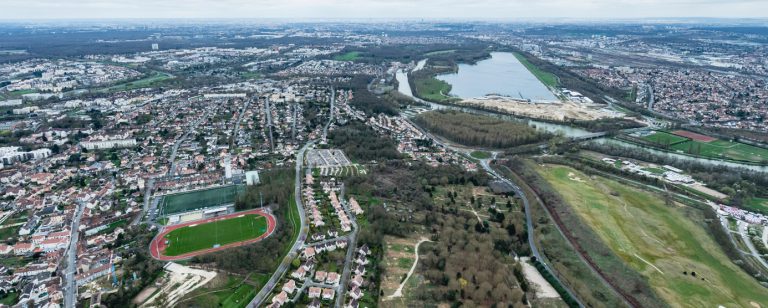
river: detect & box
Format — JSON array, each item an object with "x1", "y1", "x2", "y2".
[{"x1": 396, "y1": 63, "x2": 768, "y2": 172}]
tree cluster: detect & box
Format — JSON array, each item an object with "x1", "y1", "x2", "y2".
[{"x1": 414, "y1": 110, "x2": 552, "y2": 148}]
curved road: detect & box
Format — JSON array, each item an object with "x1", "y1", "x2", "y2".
[{"x1": 247, "y1": 141, "x2": 313, "y2": 307}]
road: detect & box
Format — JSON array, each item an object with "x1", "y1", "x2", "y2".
[
  {"x1": 322, "y1": 87, "x2": 335, "y2": 141},
  {"x1": 230, "y1": 98, "x2": 252, "y2": 150},
  {"x1": 738, "y1": 221, "x2": 768, "y2": 270},
  {"x1": 333, "y1": 187, "x2": 359, "y2": 308},
  {"x1": 63, "y1": 201, "x2": 85, "y2": 308},
  {"x1": 133, "y1": 108, "x2": 211, "y2": 227},
  {"x1": 247, "y1": 141, "x2": 313, "y2": 307},
  {"x1": 478, "y1": 160, "x2": 586, "y2": 308}
]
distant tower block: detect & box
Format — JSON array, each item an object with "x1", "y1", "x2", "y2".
[
  {"x1": 224, "y1": 156, "x2": 232, "y2": 179},
  {"x1": 152, "y1": 43, "x2": 159, "y2": 50}
]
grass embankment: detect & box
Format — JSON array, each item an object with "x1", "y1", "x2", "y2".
[
  {"x1": 163, "y1": 215, "x2": 268, "y2": 256},
  {"x1": 745, "y1": 197, "x2": 768, "y2": 214},
  {"x1": 333, "y1": 51, "x2": 361, "y2": 61},
  {"x1": 513, "y1": 52, "x2": 559, "y2": 88},
  {"x1": 537, "y1": 164, "x2": 768, "y2": 307}
]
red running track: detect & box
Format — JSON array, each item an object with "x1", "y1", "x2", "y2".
[{"x1": 149, "y1": 209, "x2": 277, "y2": 261}]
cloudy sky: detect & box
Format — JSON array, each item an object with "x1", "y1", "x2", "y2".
[{"x1": 0, "y1": 0, "x2": 765, "y2": 20}]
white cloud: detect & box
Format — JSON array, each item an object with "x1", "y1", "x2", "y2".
[{"x1": 0, "y1": 0, "x2": 765, "y2": 19}]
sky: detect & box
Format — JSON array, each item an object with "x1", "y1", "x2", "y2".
[{"x1": 0, "y1": 0, "x2": 766, "y2": 20}]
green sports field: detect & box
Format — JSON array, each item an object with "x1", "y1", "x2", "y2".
[
  {"x1": 642, "y1": 131, "x2": 690, "y2": 146},
  {"x1": 669, "y1": 139, "x2": 768, "y2": 163},
  {"x1": 163, "y1": 214, "x2": 268, "y2": 256},
  {"x1": 641, "y1": 131, "x2": 768, "y2": 163},
  {"x1": 537, "y1": 165, "x2": 768, "y2": 307},
  {"x1": 161, "y1": 185, "x2": 244, "y2": 215}
]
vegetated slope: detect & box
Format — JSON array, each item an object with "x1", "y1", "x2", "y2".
[
  {"x1": 538, "y1": 164, "x2": 768, "y2": 307},
  {"x1": 413, "y1": 110, "x2": 551, "y2": 148}
]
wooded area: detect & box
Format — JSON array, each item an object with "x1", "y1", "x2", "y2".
[{"x1": 414, "y1": 110, "x2": 552, "y2": 148}]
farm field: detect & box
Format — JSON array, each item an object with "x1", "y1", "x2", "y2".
[
  {"x1": 161, "y1": 185, "x2": 243, "y2": 215},
  {"x1": 537, "y1": 164, "x2": 768, "y2": 307},
  {"x1": 162, "y1": 214, "x2": 268, "y2": 256}
]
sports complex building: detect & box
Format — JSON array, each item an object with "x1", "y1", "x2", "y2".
[{"x1": 157, "y1": 185, "x2": 245, "y2": 224}]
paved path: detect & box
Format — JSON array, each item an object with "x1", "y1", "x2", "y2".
[
  {"x1": 149, "y1": 209, "x2": 276, "y2": 261},
  {"x1": 386, "y1": 238, "x2": 430, "y2": 299}
]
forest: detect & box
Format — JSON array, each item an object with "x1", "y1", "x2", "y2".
[
  {"x1": 328, "y1": 122, "x2": 401, "y2": 162},
  {"x1": 344, "y1": 160, "x2": 536, "y2": 306},
  {"x1": 414, "y1": 110, "x2": 552, "y2": 148}
]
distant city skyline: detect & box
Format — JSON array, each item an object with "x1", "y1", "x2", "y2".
[{"x1": 1, "y1": 0, "x2": 767, "y2": 20}]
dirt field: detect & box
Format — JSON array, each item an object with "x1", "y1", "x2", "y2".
[
  {"x1": 460, "y1": 97, "x2": 620, "y2": 121},
  {"x1": 671, "y1": 130, "x2": 717, "y2": 142}
]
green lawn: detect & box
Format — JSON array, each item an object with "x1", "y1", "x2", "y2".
[
  {"x1": 538, "y1": 165, "x2": 768, "y2": 307},
  {"x1": 745, "y1": 197, "x2": 768, "y2": 214},
  {"x1": 396, "y1": 257, "x2": 414, "y2": 269},
  {"x1": 161, "y1": 185, "x2": 244, "y2": 215},
  {"x1": 641, "y1": 131, "x2": 768, "y2": 163},
  {"x1": 413, "y1": 76, "x2": 456, "y2": 103},
  {"x1": 333, "y1": 51, "x2": 361, "y2": 61},
  {"x1": 513, "y1": 53, "x2": 559, "y2": 88},
  {"x1": 0, "y1": 291, "x2": 19, "y2": 306},
  {"x1": 97, "y1": 71, "x2": 173, "y2": 92},
  {"x1": 670, "y1": 139, "x2": 768, "y2": 163},
  {"x1": 642, "y1": 131, "x2": 690, "y2": 146},
  {"x1": 221, "y1": 284, "x2": 256, "y2": 308},
  {"x1": 470, "y1": 151, "x2": 492, "y2": 159},
  {"x1": 163, "y1": 214, "x2": 268, "y2": 256}
]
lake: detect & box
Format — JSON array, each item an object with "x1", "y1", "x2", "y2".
[{"x1": 436, "y1": 52, "x2": 558, "y2": 101}]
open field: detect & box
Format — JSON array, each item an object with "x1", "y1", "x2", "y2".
[
  {"x1": 97, "y1": 71, "x2": 173, "y2": 92},
  {"x1": 161, "y1": 185, "x2": 243, "y2": 215},
  {"x1": 640, "y1": 130, "x2": 768, "y2": 163},
  {"x1": 513, "y1": 52, "x2": 559, "y2": 88},
  {"x1": 379, "y1": 236, "x2": 430, "y2": 307},
  {"x1": 669, "y1": 139, "x2": 768, "y2": 163},
  {"x1": 163, "y1": 214, "x2": 268, "y2": 256},
  {"x1": 671, "y1": 130, "x2": 717, "y2": 142},
  {"x1": 745, "y1": 197, "x2": 768, "y2": 214},
  {"x1": 150, "y1": 209, "x2": 276, "y2": 260},
  {"x1": 537, "y1": 164, "x2": 768, "y2": 307},
  {"x1": 412, "y1": 76, "x2": 456, "y2": 103},
  {"x1": 333, "y1": 51, "x2": 361, "y2": 61},
  {"x1": 470, "y1": 150, "x2": 492, "y2": 159},
  {"x1": 642, "y1": 131, "x2": 690, "y2": 146}
]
